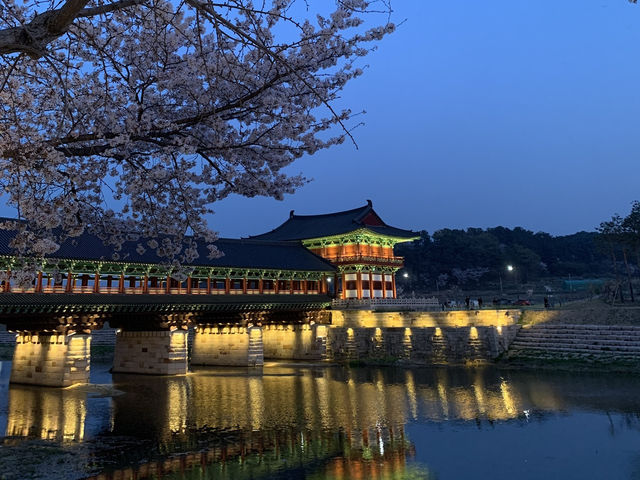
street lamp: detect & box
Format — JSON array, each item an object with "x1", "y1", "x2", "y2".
[
  {"x1": 403, "y1": 272, "x2": 409, "y2": 279},
  {"x1": 500, "y1": 265, "x2": 515, "y2": 295}
]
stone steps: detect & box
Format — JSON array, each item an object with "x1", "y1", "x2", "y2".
[
  {"x1": 509, "y1": 323, "x2": 640, "y2": 360},
  {"x1": 514, "y1": 331, "x2": 640, "y2": 339},
  {"x1": 513, "y1": 335, "x2": 640, "y2": 345},
  {"x1": 511, "y1": 342, "x2": 640, "y2": 354},
  {"x1": 523, "y1": 324, "x2": 640, "y2": 330}
]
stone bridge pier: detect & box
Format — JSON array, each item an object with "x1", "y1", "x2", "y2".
[
  {"x1": 110, "y1": 314, "x2": 190, "y2": 376},
  {"x1": 192, "y1": 310, "x2": 330, "y2": 366},
  {"x1": 192, "y1": 325, "x2": 264, "y2": 367},
  {"x1": 10, "y1": 332, "x2": 92, "y2": 387},
  {"x1": 4, "y1": 313, "x2": 101, "y2": 387}
]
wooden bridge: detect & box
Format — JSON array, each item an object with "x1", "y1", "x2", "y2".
[
  {"x1": 0, "y1": 292, "x2": 332, "y2": 387},
  {"x1": 0, "y1": 202, "x2": 421, "y2": 387}
]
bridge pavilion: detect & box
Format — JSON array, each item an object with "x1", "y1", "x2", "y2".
[
  {"x1": 0, "y1": 201, "x2": 417, "y2": 386},
  {"x1": 250, "y1": 200, "x2": 419, "y2": 299}
]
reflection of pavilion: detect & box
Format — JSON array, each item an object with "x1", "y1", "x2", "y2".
[
  {"x1": 87, "y1": 367, "x2": 548, "y2": 478},
  {"x1": 12, "y1": 366, "x2": 636, "y2": 479}
]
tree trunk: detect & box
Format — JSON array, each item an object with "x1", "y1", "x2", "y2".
[{"x1": 623, "y1": 248, "x2": 635, "y2": 302}]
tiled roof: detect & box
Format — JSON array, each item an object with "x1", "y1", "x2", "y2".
[
  {"x1": 0, "y1": 225, "x2": 335, "y2": 272},
  {"x1": 249, "y1": 201, "x2": 418, "y2": 241}
]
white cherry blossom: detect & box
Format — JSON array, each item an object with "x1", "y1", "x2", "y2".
[{"x1": 0, "y1": 0, "x2": 393, "y2": 268}]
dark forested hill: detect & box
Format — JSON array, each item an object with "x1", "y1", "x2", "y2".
[{"x1": 395, "y1": 227, "x2": 612, "y2": 291}]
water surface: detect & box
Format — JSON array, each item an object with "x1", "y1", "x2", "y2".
[{"x1": 0, "y1": 361, "x2": 639, "y2": 479}]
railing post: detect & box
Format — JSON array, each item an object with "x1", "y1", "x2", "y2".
[
  {"x1": 35, "y1": 271, "x2": 43, "y2": 293},
  {"x1": 66, "y1": 272, "x2": 73, "y2": 293}
]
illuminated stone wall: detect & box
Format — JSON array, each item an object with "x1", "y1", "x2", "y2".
[
  {"x1": 10, "y1": 333, "x2": 91, "y2": 387},
  {"x1": 113, "y1": 330, "x2": 188, "y2": 375},
  {"x1": 331, "y1": 309, "x2": 520, "y2": 328},
  {"x1": 191, "y1": 326, "x2": 263, "y2": 366},
  {"x1": 262, "y1": 324, "x2": 327, "y2": 360},
  {"x1": 327, "y1": 310, "x2": 520, "y2": 364}
]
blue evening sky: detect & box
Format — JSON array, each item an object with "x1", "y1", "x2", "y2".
[{"x1": 212, "y1": 0, "x2": 640, "y2": 238}]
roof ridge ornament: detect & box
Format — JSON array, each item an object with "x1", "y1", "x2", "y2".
[
  {"x1": 366, "y1": 199, "x2": 372, "y2": 207},
  {"x1": 290, "y1": 210, "x2": 295, "y2": 218}
]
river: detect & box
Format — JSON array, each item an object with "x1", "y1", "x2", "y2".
[{"x1": 0, "y1": 360, "x2": 639, "y2": 479}]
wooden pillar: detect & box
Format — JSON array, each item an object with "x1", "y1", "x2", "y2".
[
  {"x1": 143, "y1": 275, "x2": 149, "y2": 294},
  {"x1": 319, "y1": 275, "x2": 324, "y2": 294},
  {"x1": 225, "y1": 277, "x2": 230, "y2": 295},
  {"x1": 36, "y1": 271, "x2": 43, "y2": 293},
  {"x1": 274, "y1": 278, "x2": 279, "y2": 294},
  {"x1": 341, "y1": 272, "x2": 346, "y2": 299},
  {"x1": 207, "y1": 277, "x2": 212, "y2": 294},
  {"x1": 166, "y1": 275, "x2": 171, "y2": 294},
  {"x1": 93, "y1": 273, "x2": 100, "y2": 293},
  {"x1": 242, "y1": 278, "x2": 247, "y2": 294},
  {"x1": 258, "y1": 278, "x2": 264, "y2": 294},
  {"x1": 303, "y1": 279, "x2": 308, "y2": 294},
  {"x1": 356, "y1": 272, "x2": 363, "y2": 299},
  {"x1": 392, "y1": 274, "x2": 397, "y2": 299},
  {"x1": 118, "y1": 273, "x2": 125, "y2": 294},
  {"x1": 66, "y1": 272, "x2": 73, "y2": 293},
  {"x1": 368, "y1": 271, "x2": 373, "y2": 299},
  {"x1": 3, "y1": 270, "x2": 10, "y2": 292},
  {"x1": 290, "y1": 279, "x2": 294, "y2": 295},
  {"x1": 186, "y1": 276, "x2": 192, "y2": 294}
]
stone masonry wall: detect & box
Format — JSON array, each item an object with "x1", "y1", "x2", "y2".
[
  {"x1": 113, "y1": 330, "x2": 188, "y2": 375},
  {"x1": 192, "y1": 326, "x2": 263, "y2": 366},
  {"x1": 262, "y1": 324, "x2": 327, "y2": 361},
  {"x1": 10, "y1": 333, "x2": 91, "y2": 387},
  {"x1": 327, "y1": 325, "x2": 520, "y2": 365},
  {"x1": 331, "y1": 309, "x2": 520, "y2": 328}
]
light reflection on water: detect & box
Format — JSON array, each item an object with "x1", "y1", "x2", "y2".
[{"x1": 0, "y1": 362, "x2": 640, "y2": 479}]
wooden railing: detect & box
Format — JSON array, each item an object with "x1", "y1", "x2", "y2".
[
  {"x1": 331, "y1": 255, "x2": 404, "y2": 266},
  {"x1": 3, "y1": 279, "x2": 327, "y2": 296},
  {"x1": 332, "y1": 297, "x2": 441, "y2": 311}
]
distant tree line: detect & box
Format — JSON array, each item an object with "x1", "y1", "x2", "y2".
[
  {"x1": 397, "y1": 202, "x2": 640, "y2": 298},
  {"x1": 396, "y1": 226, "x2": 613, "y2": 293}
]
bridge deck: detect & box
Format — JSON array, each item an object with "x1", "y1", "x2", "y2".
[{"x1": 0, "y1": 293, "x2": 332, "y2": 315}]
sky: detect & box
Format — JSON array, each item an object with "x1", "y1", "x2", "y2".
[{"x1": 210, "y1": 0, "x2": 640, "y2": 239}]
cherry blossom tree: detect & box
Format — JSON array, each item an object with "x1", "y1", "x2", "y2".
[{"x1": 0, "y1": 0, "x2": 394, "y2": 266}]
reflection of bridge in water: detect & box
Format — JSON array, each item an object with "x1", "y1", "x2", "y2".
[{"x1": 5, "y1": 366, "x2": 640, "y2": 478}]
